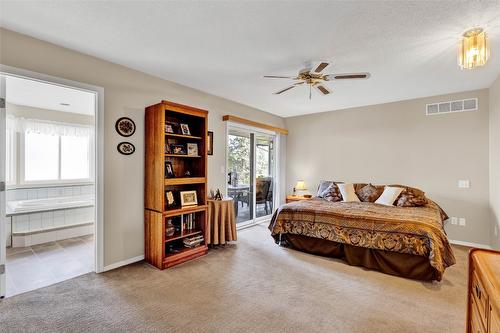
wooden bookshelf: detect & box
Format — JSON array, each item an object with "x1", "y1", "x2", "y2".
[
  {"x1": 163, "y1": 205, "x2": 208, "y2": 217},
  {"x1": 166, "y1": 133, "x2": 203, "y2": 140},
  {"x1": 165, "y1": 229, "x2": 203, "y2": 242},
  {"x1": 145, "y1": 100, "x2": 209, "y2": 269},
  {"x1": 165, "y1": 177, "x2": 206, "y2": 186},
  {"x1": 164, "y1": 154, "x2": 202, "y2": 158}
]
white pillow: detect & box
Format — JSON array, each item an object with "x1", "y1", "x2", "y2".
[
  {"x1": 337, "y1": 183, "x2": 360, "y2": 202},
  {"x1": 375, "y1": 186, "x2": 404, "y2": 206}
]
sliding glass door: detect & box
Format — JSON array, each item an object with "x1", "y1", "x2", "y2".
[
  {"x1": 255, "y1": 134, "x2": 274, "y2": 218},
  {"x1": 227, "y1": 125, "x2": 276, "y2": 226}
]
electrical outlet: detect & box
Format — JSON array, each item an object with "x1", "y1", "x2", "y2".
[
  {"x1": 459, "y1": 218, "x2": 466, "y2": 226},
  {"x1": 458, "y1": 180, "x2": 470, "y2": 188},
  {"x1": 450, "y1": 217, "x2": 458, "y2": 225}
]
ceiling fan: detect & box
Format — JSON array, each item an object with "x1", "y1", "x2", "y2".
[{"x1": 263, "y1": 62, "x2": 370, "y2": 99}]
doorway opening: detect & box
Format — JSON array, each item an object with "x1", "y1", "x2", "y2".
[
  {"x1": 1, "y1": 72, "x2": 101, "y2": 298},
  {"x1": 226, "y1": 124, "x2": 277, "y2": 227}
]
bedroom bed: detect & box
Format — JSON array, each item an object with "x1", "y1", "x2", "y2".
[{"x1": 268, "y1": 184, "x2": 456, "y2": 281}]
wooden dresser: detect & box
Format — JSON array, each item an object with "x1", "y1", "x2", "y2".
[{"x1": 467, "y1": 249, "x2": 500, "y2": 333}]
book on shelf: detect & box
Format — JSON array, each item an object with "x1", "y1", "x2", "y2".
[
  {"x1": 181, "y1": 213, "x2": 195, "y2": 230},
  {"x1": 183, "y1": 235, "x2": 204, "y2": 248}
]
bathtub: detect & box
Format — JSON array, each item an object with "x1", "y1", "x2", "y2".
[{"x1": 7, "y1": 195, "x2": 94, "y2": 215}]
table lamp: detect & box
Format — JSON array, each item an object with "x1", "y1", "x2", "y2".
[{"x1": 294, "y1": 180, "x2": 307, "y2": 196}]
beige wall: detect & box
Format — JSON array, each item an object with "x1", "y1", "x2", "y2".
[
  {"x1": 489, "y1": 75, "x2": 500, "y2": 249},
  {"x1": 285, "y1": 90, "x2": 491, "y2": 246},
  {"x1": 7, "y1": 103, "x2": 94, "y2": 125},
  {"x1": 0, "y1": 28, "x2": 285, "y2": 266}
]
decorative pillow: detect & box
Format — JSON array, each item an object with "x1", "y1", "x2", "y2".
[
  {"x1": 357, "y1": 183, "x2": 384, "y2": 202},
  {"x1": 374, "y1": 186, "x2": 404, "y2": 206},
  {"x1": 316, "y1": 180, "x2": 333, "y2": 198},
  {"x1": 353, "y1": 183, "x2": 368, "y2": 193},
  {"x1": 390, "y1": 184, "x2": 428, "y2": 207},
  {"x1": 320, "y1": 183, "x2": 343, "y2": 202},
  {"x1": 337, "y1": 183, "x2": 360, "y2": 202}
]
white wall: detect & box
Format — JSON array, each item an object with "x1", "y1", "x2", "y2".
[
  {"x1": 489, "y1": 75, "x2": 500, "y2": 249},
  {"x1": 0, "y1": 28, "x2": 285, "y2": 266},
  {"x1": 285, "y1": 89, "x2": 491, "y2": 246}
]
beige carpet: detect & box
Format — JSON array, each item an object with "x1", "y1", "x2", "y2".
[{"x1": 0, "y1": 224, "x2": 468, "y2": 333}]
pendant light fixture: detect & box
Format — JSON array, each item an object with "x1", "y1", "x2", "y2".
[{"x1": 459, "y1": 27, "x2": 490, "y2": 69}]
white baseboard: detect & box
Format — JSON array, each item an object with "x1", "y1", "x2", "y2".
[
  {"x1": 449, "y1": 239, "x2": 492, "y2": 249},
  {"x1": 102, "y1": 255, "x2": 144, "y2": 272}
]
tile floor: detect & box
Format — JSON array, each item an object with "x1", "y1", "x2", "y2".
[{"x1": 5, "y1": 234, "x2": 94, "y2": 297}]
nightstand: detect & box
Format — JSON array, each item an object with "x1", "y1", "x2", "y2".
[{"x1": 286, "y1": 195, "x2": 313, "y2": 203}]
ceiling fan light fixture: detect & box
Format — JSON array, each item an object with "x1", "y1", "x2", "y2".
[{"x1": 458, "y1": 27, "x2": 490, "y2": 69}]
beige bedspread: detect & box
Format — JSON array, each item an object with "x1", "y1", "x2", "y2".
[{"x1": 269, "y1": 198, "x2": 456, "y2": 280}]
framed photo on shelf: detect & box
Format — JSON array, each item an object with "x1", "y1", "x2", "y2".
[
  {"x1": 187, "y1": 143, "x2": 198, "y2": 156},
  {"x1": 165, "y1": 123, "x2": 174, "y2": 133},
  {"x1": 166, "y1": 121, "x2": 180, "y2": 134},
  {"x1": 165, "y1": 161, "x2": 175, "y2": 178},
  {"x1": 180, "y1": 190, "x2": 198, "y2": 207},
  {"x1": 170, "y1": 144, "x2": 186, "y2": 155},
  {"x1": 180, "y1": 123, "x2": 191, "y2": 135},
  {"x1": 207, "y1": 131, "x2": 213, "y2": 155},
  {"x1": 165, "y1": 190, "x2": 176, "y2": 208}
]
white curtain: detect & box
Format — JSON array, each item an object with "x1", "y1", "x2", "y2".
[{"x1": 7, "y1": 115, "x2": 93, "y2": 137}]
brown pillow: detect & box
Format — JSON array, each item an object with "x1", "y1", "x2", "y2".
[
  {"x1": 357, "y1": 183, "x2": 384, "y2": 202},
  {"x1": 320, "y1": 183, "x2": 343, "y2": 202},
  {"x1": 317, "y1": 180, "x2": 333, "y2": 198},
  {"x1": 390, "y1": 184, "x2": 428, "y2": 207},
  {"x1": 353, "y1": 183, "x2": 368, "y2": 193}
]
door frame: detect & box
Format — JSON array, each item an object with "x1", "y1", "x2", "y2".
[
  {"x1": 0, "y1": 64, "x2": 105, "y2": 274},
  {"x1": 225, "y1": 121, "x2": 280, "y2": 228}
]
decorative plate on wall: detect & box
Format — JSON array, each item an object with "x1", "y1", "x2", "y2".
[
  {"x1": 115, "y1": 117, "x2": 136, "y2": 137},
  {"x1": 117, "y1": 142, "x2": 135, "y2": 155}
]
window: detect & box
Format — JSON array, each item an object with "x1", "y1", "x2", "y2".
[
  {"x1": 6, "y1": 117, "x2": 93, "y2": 185},
  {"x1": 24, "y1": 132, "x2": 60, "y2": 181},
  {"x1": 22, "y1": 132, "x2": 92, "y2": 183},
  {"x1": 61, "y1": 135, "x2": 90, "y2": 180}
]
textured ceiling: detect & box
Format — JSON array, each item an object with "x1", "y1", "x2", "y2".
[{"x1": 1, "y1": 1, "x2": 499, "y2": 117}]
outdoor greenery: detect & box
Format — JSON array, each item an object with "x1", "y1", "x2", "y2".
[
  {"x1": 228, "y1": 135, "x2": 250, "y2": 185},
  {"x1": 227, "y1": 135, "x2": 273, "y2": 185}
]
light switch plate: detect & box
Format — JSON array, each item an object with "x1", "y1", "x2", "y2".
[
  {"x1": 459, "y1": 218, "x2": 466, "y2": 226},
  {"x1": 458, "y1": 180, "x2": 470, "y2": 188},
  {"x1": 450, "y1": 217, "x2": 458, "y2": 225}
]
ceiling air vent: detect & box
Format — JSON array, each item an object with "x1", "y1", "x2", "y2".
[{"x1": 426, "y1": 98, "x2": 477, "y2": 116}]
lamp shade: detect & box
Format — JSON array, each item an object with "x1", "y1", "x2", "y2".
[
  {"x1": 295, "y1": 180, "x2": 307, "y2": 190},
  {"x1": 459, "y1": 27, "x2": 490, "y2": 69}
]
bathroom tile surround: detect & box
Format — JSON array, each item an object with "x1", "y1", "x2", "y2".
[
  {"x1": 6, "y1": 184, "x2": 94, "y2": 201},
  {"x1": 7, "y1": 184, "x2": 95, "y2": 248}
]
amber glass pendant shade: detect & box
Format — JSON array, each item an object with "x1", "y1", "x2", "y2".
[{"x1": 459, "y1": 28, "x2": 490, "y2": 69}]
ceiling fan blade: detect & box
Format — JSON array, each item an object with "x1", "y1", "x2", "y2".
[
  {"x1": 274, "y1": 85, "x2": 296, "y2": 95},
  {"x1": 263, "y1": 75, "x2": 298, "y2": 79},
  {"x1": 315, "y1": 85, "x2": 331, "y2": 95},
  {"x1": 326, "y1": 72, "x2": 371, "y2": 80},
  {"x1": 273, "y1": 82, "x2": 304, "y2": 95},
  {"x1": 313, "y1": 62, "x2": 331, "y2": 73}
]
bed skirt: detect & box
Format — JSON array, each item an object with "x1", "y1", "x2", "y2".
[{"x1": 280, "y1": 233, "x2": 439, "y2": 281}]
